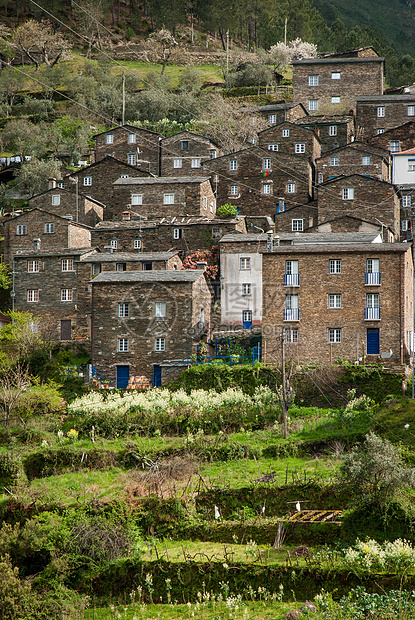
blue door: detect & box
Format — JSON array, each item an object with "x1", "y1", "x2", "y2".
[
  {"x1": 242, "y1": 310, "x2": 252, "y2": 330},
  {"x1": 367, "y1": 329, "x2": 380, "y2": 355},
  {"x1": 153, "y1": 365, "x2": 162, "y2": 387},
  {"x1": 116, "y1": 365, "x2": 129, "y2": 389}
]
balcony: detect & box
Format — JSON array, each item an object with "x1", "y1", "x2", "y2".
[
  {"x1": 365, "y1": 272, "x2": 381, "y2": 285},
  {"x1": 284, "y1": 308, "x2": 299, "y2": 321},
  {"x1": 284, "y1": 273, "x2": 300, "y2": 287},
  {"x1": 365, "y1": 307, "x2": 380, "y2": 320}
]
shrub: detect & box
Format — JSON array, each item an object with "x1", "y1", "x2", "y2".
[{"x1": 217, "y1": 203, "x2": 238, "y2": 217}]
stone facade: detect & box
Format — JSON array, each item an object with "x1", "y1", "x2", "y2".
[
  {"x1": 296, "y1": 115, "x2": 354, "y2": 154},
  {"x1": 255, "y1": 102, "x2": 308, "y2": 126},
  {"x1": 91, "y1": 217, "x2": 246, "y2": 255},
  {"x1": 367, "y1": 121, "x2": 415, "y2": 153},
  {"x1": 293, "y1": 57, "x2": 384, "y2": 115},
  {"x1": 91, "y1": 270, "x2": 213, "y2": 383},
  {"x1": 29, "y1": 188, "x2": 104, "y2": 227},
  {"x1": 316, "y1": 175, "x2": 400, "y2": 238},
  {"x1": 93, "y1": 125, "x2": 161, "y2": 175},
  {"x1": 1, "y1": 209, "x2": 92, "y2": 265},
  {"x1": 257, "y1": 121, "x2": 321, "y2": 161},
  {"x1": 308, "y1": 215, "x2": 383, "y2": 235},
  {"x1": 161, "y1": 131, "x2": 221, "y2": 177},
  {"x1": 315, "y1": 144, "x2": 390, "y2": 184},
  {"x1": 202, "y1": 146, "x2": 313, "y2": 216},
  {"x1": 274, "y1": 202, "x2": 318, "y2": 233},
  {"x1": 261, "y1": 243, "x2": 413, "y2": 366},
  {"x1": 111, "y1": 177, "x2": 216, "y2": 220},
  {"x1": 62, "y1": 157, "x2": 152, "y2": 214},
  {"x1": 356, "y1": 96, "x2": 415, "y2": 139}
]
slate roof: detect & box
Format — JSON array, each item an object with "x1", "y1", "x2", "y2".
[
  {"x1": 113, "y1": 176, "x2": 210, "y2": 185},
  {"x1": 92, "y1": 270, "x2": 205, "y2": 284},
  {"x1": 81, "y1": 252, "x2": 179, "y2": 262}
]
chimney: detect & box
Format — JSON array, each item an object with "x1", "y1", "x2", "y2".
[
  {"x1": 48, "y1": 178, "x2": 57, "y2": 190},
  {"x1": 122, "y1": 211, "x2": 131, "y2": 221},
  {"x1": 197, "y1": 261, "x2": 207, "y2": 270}
]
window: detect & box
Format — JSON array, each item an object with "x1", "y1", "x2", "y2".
[
  {"x1": 243, "y1": 310, "x2": 252, "y2": 323},
  {"x1": 191, "y1": 158, "x2": 201, "y2": 168},
  {"x1": 229, "y1": 159, "x2": 238, "y2": 171},
  {"x1": 110, "y1": 239, "x2": 118, "y2": 249},
  {"x1": 57, "y1": 181, "x2": 64, "y2": 188},
  {"x1": 390, "y1": 141, "x2": 400, "y2": 152},
  {"x1": 329, "y1": 125, "x2": 337, "y2": 136},
  {"x1": 128, "y1": 133, "x2": 136, "y2": 143},
  {"x1": 409, "y1": 159, "x2": 415, "y2": 171},
  {"x1": 282, "y1": 128, "x2": 290, "y2": 137},
  {"x1": 61, "y1": 288, "x2": 73, "y2": 302},
  {"x1": 285, "y1": 328, "x2": 298, "y2": 342},
  {"x1": 269, "y1": 114, "x2": 277, "y2": 124},
  {"x1": 367, "y1": 258, "x2": 380, "y2": 273},
  {"x1": 331, "y1": 97, "x2": 340, "y2": 104},
  {"x1": 44, "y1": 223, "x2": 54, "y2": 233},
  {"x1": 330, "y1": 157, "x2": 339, "y2": 166},
  {"x1": 402, "y1": 195, "x2": 412, "y2": 208},
  {"x1": 83, "y1": 176, "x2": 92, "y2": 186},
  {"x1": 367, "y1": 293, "x2": 380, "y2": 307},
  {"x1": 27, "y1": 289, "x2": 39, "y2": 303},
  {"x1": 118, "y1": 338, "x2": 129, "y2": 352},
  {"x1": 155, "y1": 302, "x2": 166, "y2": 318},
  {"x1": 230, "y1": 185, "x2": 239, "y2": 196},
  {"x1": 295, "y1": 143, "x2": 306, "y2": 153},
  {"x1": 92, "y1": 263, "x2": 101, "y2": 275},
  {"x1": 377, "y1": 106, "x2": 385, "y2": 118},
  {"x1": 240, "y1": 257, "x2": 251, "y2": 270},
  {"x1": 263, "y1": 183, "x2": 271, "y2": 195},
  {"x1": 408, "y1": 105, "x2": 415, "y2": 116},
  {"x1": 209, "y1": 149, "x2": 217, "y2": 159},
  {"x1": 121, "y1": 175, "x2": 129, "y2": 179},
  {"x1": 212, "y1": 227, "x2": 221, "y2": 239},
  {"x1": 106, "y1": 134, "x2": 113, "y2": 144},
  {"x1": 242, "y1": 283, "x2": 251, "y2": 296},
  {"x1": 52, "y1": 194, "x2": 60, "y2": 206},
  {"x1": 28, "y1": 260, "x2": 39, "y2": 273},
  {"x1": 268, "y1": 143, "x2": 279, "y2": 151},
  {"x1": 131, "y1": 194, "x2": 142, "y2": 205},
  {"x1": 276, "y1": 199, "x2": 286, "y2": 213},
  {"x1": 164, "y1": 194, "x2": 174, "y2": 205},
  {"x1": 292, "y1": 219, "x2": 303, "y2": 232},
  {"x1": 328, "y1": 294, "x2": 342, "y2": 308},
  {"x1": 308, "y1": 100, "x2": 318, "y2": 111},
  {"x1": 342, "y1": 188, "x2": 354, "y2": 200},
  {"x1": 402, "y1": 219, "x2": 410, "y2": 231},
  {"x1": 127, "y1": 153, "x2": 136, "y2": 166},
  {"x1": 263, "y1": 158, "x2": 271, "y2": 170},
  {"x1": 331, "y1": 72, "x2": 341, "y2": 80},
  {"x1": 33, "y1": 239, "x2": 40, "y2": 251},
  {"x1": 16, "y1": 224, "x2": 27, "y2": 235},
  {"x1": 61, "y1": 258, "x2": 74, "y2": 272},
  {"x1": 143, "y1": 262, "x2": 152, "y2": 270},
  {"x1": 173, "y1": 228, "x2": 182, "y2": 239},
  {"x1": 285, "y1": 260, "x2": 299, "y2": 275},
  {"x1": 362, "y1": 156, "x2": 371, "y2": 165},
  {"x1": 329, "y1": 259, "x2": 342, "y2": 274},
  {"x1": 181, "y1": 140, "x2": 189, "y2": 150},
  {"x1": 155, "y1": 337, "x2": 165, "y2": 352},
  {"x1": 308, "y1": 75, "x2": 318, "y2": 86},
  {"x1": 134, "y1": 238, "x2": 142, "y2": 249},
  {"x1": 328, "y1": 328, "x2": 341, "y2": 343},
  {"x1": 285, "y1": 294, "x2": 298, "y2": 309},
  {"x1": 116, "y1": 263, "x2": 126, "y2": 271},
  {"x1": 173, "y1": 158, "x2": 182, "y2": 168},
  {"x1": 377, "y1": 128, "x2": 385, "y2": 134},
  {"x1": 318, "y1": 172, "x2": 324, "y2": 184},
  {"x1": 287, "y1": 183, "x2": 296, "y2": 193}
]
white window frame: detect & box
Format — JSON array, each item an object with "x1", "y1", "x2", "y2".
[
  {"x1": 287, "y1": 183, "x2": 296, "y2": 194},
  {"x1": 292, "y1": 219, "x2": 303, "y2": 232},
  {"x1": 51, "y1": 194, "x2": 60, "y2": 206},
  {"x1": 118, "y1": 302, "x2": 129, "y2": 318},
  {"x1": 329, "y1": 259, "x2": 342, "y2": 274},
  {"x1": 131, "y1": 194, "x2": 143, "y2": 206},
  {"x1": 377, "y1": 106, "x2": 385, "y2": 118},
  {"x1": 285, "y1": 328, "x2": 299, "y2": 343},
  {"x1": 268, "y1": 144, "x2": 279, "y2": 151},
  {"x1": 328, "y1": 328, "x2": 341, "y2": 343},
  {"x1": 173, "y1": 158, "x2": 182, "y2": 169},
  {"x1": 408, "y1": 105, "x2": 415, "y2": 116},
  {"x1": 44, "y1": 223, "x2": 55, "y2": 233},
  {"x1": 16, "y1": 224, "x2": 27, "y2": 235},
  {"x1": 134, "y1": 238, "x2": 142, "y2": 249},
  {"x1": 367, "y1": 258, "x2": 380, "y2": 273},
  {"x1": 402, "y1": 219, "x2": 410, "y2": 231},
  {"x1": 155, "y1": 337, "x2": 165, "y2": 352},
  {"x1": 27, "y1": 260, "x2": 39, "y2": 273},
  {"x1": 269, "y1": 114, "x2": 277, "y2": 124},
  {"x1": 128, "y1": 133, "x2": 136, "y2": 144},
  {"x1": 328, "y1": 294, "x2": 342, "y2": 308},
  {"x1": 116, "y1": 263, "x2": 126, "y2": 272},
  {"x1": 229, "y1": 159, "x2": 238, "y2": 171},
  {"x1": 308, "y1": 75, "x2": 318, "y2": 86},
  {"x1": 155, "y1": 302, "x2": 167, "y2": 318},
  {"x1": 362, "y1": 156, "x2": 371, "y2": 165},
  {"x1": 164, "y1": 193, "x2": 174, "y2": 205},
  {"x1": 209, "y1": 149, "x2": 217, "y2": 159},
  {"x1": 212, "y1": 227, "x2": 221, "y2": 239},
  {"x1": 295, "y1": 143, "x2": 306, "y2": 154},
  {"x1": 331, "y1": 72, "x2": 341, "y2": 80},
  {"x1": 127, "y1": 153, "x2": 136, "y2": 166},
  {"x1": 390, "y1": 141, "x2": 400, "y2": 153},
  {"x1": 83, "y1": 176, "x2": 92, "y2": 186},
  {"x1": 61, "y1": 288, "x2": 73, "y2": 302},
  {"x1": 262, "y1": 158, "x2": 271, "y2": 170},
  {"x1": 342, "y1": 188, "x2": 354, "y2": 200},
  {"x1": 282, "y1": 128, "x2": 290, "y2": 137},
  {"x1": 106, "y1": 134, "x2": 114, "y2": 144},
  {"x1": 402, "y1": 195, "x2": 412, "y2": 208},
  {"x1": 330, "y1": 157, "x2": 339, "y2": 166},
  {"x1": 262, "y1": 183, "x2": 271, "y2": 195},
  {"x1": 230, "y1": 185, "x2": 239, "y2": 196},
  {"x1": 191, "y1": 158, "x2": 201, "y2": 168},
  {"x1": 242, "y1": 283, "x2": 251, "y2": 296},
  {"x1": 331, "y1": 96, "x2": 341, "y2": 104},
  {"x1": 308, "y1": 100, "x2": 318, "y2": 111},
  {"x1": 61, "y1": 258, "x2": 74, "y2": 272},
  {"x1": 243, "y1": 310, "x2": 252, "y2": 323},
  {"x1": 329, "y1": 125, "x2": 337, "y2": 136},
  {"x1": 366, "y1": 293, "x2": 380, "y2": 308},
  {"x1": 240, "y1": 257, "x2": 251, "y2": 270},
  {"x1": 110, "y1": 239, "x2": 118, "y2": 249},
  {"x1": 27, "y1": 289, "x2": 39, "y2": 303},
  {"x1": 118, "y1": 338, "x2": 129, "y2": 352},
  {"x1": 377, "y1": 128, "x2": 385, "y2": 134},
  {"x1": 173, "y1": 228, "x2": 182, "y2": 239}
]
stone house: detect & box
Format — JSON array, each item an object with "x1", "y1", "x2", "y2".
[
  {"x1": 91, "y1": 270, "x2": 213, "y2": 386},
  {"x1": 296, "y1": 115, "x2": 354, "y2": 154},
  {"x1": 261, "y1": 242, "x2": 413, "y2": 366},
  {"x1": 161, "y1": 131, "x2": 222, "y2": 176},
  {"x1": 316, "y1": 174, "x2": 400, "y2": 238},
  {"x1": 390, "y1": 147, "x2": 415, "y2": 234},
  {"x1": 79, "y1": 251, "x2": 182, "y2": 277},
  {"x1": 29, "y1": 186, "x2": 104, "y2": 227},
  {"x1": 254, "y1": 102, "x2": 308, "y2": 126},
  {"x1": 202, "y1": 146, "x2": 313, "y2": 216},
  {"x1": 274, "y1": 202, "x2": 319, "y2": 233},
  {"x1": 367, "y1": 121, "x2": 415, "y2": 153},
  {"x1": 292, "y1": 54, "x2": 384, "y2": 115},
  {"x1": 91, "y1": 216, "x2": 246, "y2": 255},
  {"x1": 111, "y1": 176, "x2": 216, "y2": 220},
  {"x1": 1, "y1": 209, "x2": 91, "y2": 265},
  {"x1": 315, "y1": 143, "x2": 390, "y2": 184},
  {"x1": 356, "y1": 96, "x2": 415, "y2": 139},
  {"x1": 93, "y1": 124, "x2": 162, "y2": 175},
  {"x1": 307, "y1": 215, "x2": 384, "y2": 236},
  {"x1": 257, "y1": 121, "x2": 321, "y2": 161},
  {"x1": 62, "y1": 156, "x2": 153, "y2": 213}
]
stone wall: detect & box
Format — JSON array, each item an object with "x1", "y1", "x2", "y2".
[
  {"x1": 29, "y1": 190, "x2": 103, "y2": 227},
  {"x1": 296, "y1": 117, "x2": 354, "y2": 154},
  {"x1": 258, "y1": 122, "x2": 321, "y2": 160},
  {"x1": 161, "y1": 132, "x2": 221, "y2": 176},
  {"x1": 94, "y1": 125, "x2": 161, "y2": 175},
  {"x1": 356, "y1": 97, "x2": 415, "y2": 139},
  {"x1": 368, "y1": 121, "x2": 415, "y2": 152},
  {"x1": 316, "y1": 145, "x2": 389, "y2": 184}
]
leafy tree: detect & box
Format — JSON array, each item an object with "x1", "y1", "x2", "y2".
[
  {"x1": 0, "y1": 119, "x2": 44, "y2": 160},
  {"x1": 217, "y1": 203, "x2": 238, "y2": 217},
  {"x1": 14, "y1": 157, "x2": 62, "y2": 197}
]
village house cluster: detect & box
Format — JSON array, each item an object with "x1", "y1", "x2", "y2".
[{"x1": 2, "y1": 46, "x2": 415, "y2": 386}]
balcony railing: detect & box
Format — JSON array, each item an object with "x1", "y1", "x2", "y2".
[
  {"x1": 284, "y1": 273, "x2": 300, "y2": 286},
  {"x1": 284, "y1": 308, "x2": 299, "y2": 321},
  {"x1": 365, "y1": 272, "x2": 381, "y2": 285},
  {"x1": 365, "y1": 307, "x2": 380, "y2": 320}
]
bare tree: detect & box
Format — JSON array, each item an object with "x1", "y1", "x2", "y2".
[
  {"x1": 12, "y1": 20, "x2": 71, "y2": 71},
  {"x1": 147, "y1": 29, "x2": 178, "y2": 75},
  {"x1": 72, "y1": 0, "x2": 106, "y2": 58},
  {"x1": 0, "y1": 364, "x2": 29, "y2": 428}
]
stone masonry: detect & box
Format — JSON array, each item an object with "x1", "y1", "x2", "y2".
[
  {"x1": 356, "y1": 96, "x2": 415, "y2": 139},
  {"x1": 368, "y1": 121, "x2": 415, "y2": 153},
  {"x1": 257, "y1": 121, "x2": 321, "y2": 161},
  {"x1": 93, "y1": 124, "x2": 162, "y2": 175},
  {"x1": 29, "y1": 187, "x2": 104, "y2": 227},
  {"x1": 254, "y1": 102, "x2": 308, "y2": 125},
  {"x1": 161, "y1": 131, "x2": 222, "y2": 177},
  {"x1": 296, "y1": 115, "x2": 354, "y2": 154},
  {"x1": 315, "y1": 144, "x2": 390, "y2": 184}
]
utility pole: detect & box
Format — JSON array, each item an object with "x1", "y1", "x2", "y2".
[
  {"x1": 226, "y1": 30, "x2": 229, "y2": 74},
  {"x1": 122, "y1": 72, "x2": 125, "y2": 126},
  {"x1": 281, "y1": 330, "x2": 288, "y2": 439},
  {"x1": 284, "y1": 18, "x2": 287, "y2": 46}
]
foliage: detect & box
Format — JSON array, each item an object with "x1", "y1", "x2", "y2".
[
  {"x1": 12, "y1": 19, "x2": 71, "y2": 70},
  {"x1": 217, "y1": 203, "x2": 238, "y2": 217},
  {"x1": 14, "y1": 157, "x2": 62, "y2": 197},
  {"x1": 17, "y1": 381, "x2": 65, "y2": 421},
  {"x1": 265, "y1": 38, "x2": 318, "y2": 71},
  {"x1": 343, "y1": 538, "x2": 415, "y2": 577},
  {"x1": 181, "y1": 247, "x2": 219, "y2": 280},
  {"x1": 315, "y1": 586, "x2": 415, "y2": 619},
  {"x1": 168, "y1": 363, "x2": 275, "y2": 396}
]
